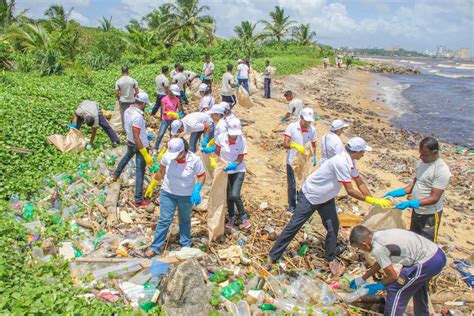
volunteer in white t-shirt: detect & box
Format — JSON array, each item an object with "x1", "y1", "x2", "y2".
[
  {"x1": 152, "y1": 65, "x2": 170, "y2": 117},
  {"x1": 112, "y1": 91, "x2": 154, "y2": 207},
  {"x1": 349, "y1": 226, "x2": 446, "y2": 316},
  {"x1": 198, "y1": 83, "x2": 215, "y2": 112},
  {"x1": 68, "y1": 100, "x2": 120, "y2": 149},
  {"x1": 145, "y1": 138, "x2": 206, "y2": 256},
  {"x1": 215, "y1": 118, "x2": 250, "y2": 229},
  {"x1": 262, "y1": 60, "x2": 273, "y2": 98},
  {"x1": 182, "y1": 111, "x2": 213, "y2": 152},
  {"x1": 281, "y1": 90, "x2": 304, "y2": 123},
  {"x1": 201, "y1": 55, "x2": 215, "y2": 92},
  {"x1": 283, "y1": 108, "x2": 317, "y2": 213},
  {"x1": 268, "y1": 137, "x2": 392, "y2": 273},
  {"x1": 320, "y1": 119, "x2": 349, "y2": 165},
  {"x1": 115, "y1": 66, "x2": 139, "y2": 129},
  {"x1": 236, "y1": 59, "x2": 250, "y2": 93},
  {"x1": 323, "y1": 56, "x2": 329, "y2": 68},
  {"x1": 383, "y1": 137, "x2": 451, "y2": 242},
  {"x1": 221, "y1": 64, "x2": 237, "y2": 107}
]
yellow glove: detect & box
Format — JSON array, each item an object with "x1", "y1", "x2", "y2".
[
  {"x1": 209, "y1": 156, "x2": 217, "y2": 170},
  {"x1": 139, "y1": 147, "x2": 153, "y2": 166},
  {"x1": 365, "y1": 196, "x2": 392, "y2": 208},
  {"x1": 166, "y1": 112, "x2": 180, "y2": 119},
  {"x1": 157, "y1": 146, "x2": 167, "y2": 162},
  {"x1": 145, "y1": 179, "x2": 159, "y2": 199},
  {"x1": 290, "y1": 141, "x2": 305, "y2": 154},
  {"x1": 207, "y1": 138, "x2": 215, "y2": 147}
]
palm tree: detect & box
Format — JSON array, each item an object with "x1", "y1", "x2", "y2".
[
  {"x1": 99, "y1": 16, "x2": 112, "y2": 32},
  {"x1": 234, "y1": 21, "x2": 258, "y2": 40},
  {"x1": 233, "y1": 21, "x2": 262, "y2": 60},
  {"x1": 291, "y1": 23, "x2": 316, "y2": 46},
  {"x1": 145, "y1": 3, "x2": 172, "y2": 30},
  {"x1": 125, "y1": 18, "x2": 143, "y2": 33},
  {"x1": 7, "y1": 22, "x2": 53, "y2": 52},
  {"x1": 0, "y1": 0, "x2": 15, "y2": 30},
  {"x1": 259, "y1": 6, "x2": 295, "y2": 42},
  {"x1": 44, "y1": 4, "x2": 72, "y2": 30},
  {"x1": 163, "y1": 0, "x2": 215, "y2": 46}
]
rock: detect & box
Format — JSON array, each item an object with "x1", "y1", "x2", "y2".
[
  {"x1": 159, "y1": 259, "x2": 211, "y2": 316},
  {"x1": 169, "y1": 247, "x2": 205, "y2": 260}
]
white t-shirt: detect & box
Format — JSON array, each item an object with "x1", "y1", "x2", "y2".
[
  {"x1": 182, "y1": 112, "x2": 213, "y2": 133},
  {"x1": 75, "y1": 100, "x2": 99, "y2": 128},
  {"x1": 155, "y1": 74, "x2": 169, "y2": 95},
  {"x1": 302, "y1": 150, "x2": 359, "y2": 205},
  {"x1": 288, "y1": 98, "x2": 304, "y2": 122},
  {"x1": 221, "y1": 72, "x2": 236, "y2": 96},
  {"x1": 216, "y1": 133, "x2": 247, "y2": 174},
  {"x1": 214, "y1": 118, "x2": 227, "y2": 138},
  {"x1": 184, "y1": 70, "x2": 197, "y2": 81},
  {"x1": 115, "y1": 75, "x2": 138, "y2": 103},
  {"x1": 371, "y1": 229, "x2": 439, "y2": 269},
  {"x1": 237, "y1": 64, "x2": 249, "y2": 79},
  {"x1": 320, "y1": 132, "x2": 344, "y2": 165},
  {"x1": 170, "y1": 69, "x2": 177, "y2": 78},
  {"x1": 284, "y1": 121, "x2": 317, "y2": 164},
  {"x1": 263, "y1": 66, "x2": 273, "y2": 79},
  {"x1": 172, "y1": 72, "x2": 187, "y2": 91},
  {"x1": 199, "y1": 95, "x2": 215, "y2": 112},
  {"x1": 124, "y1": 106, "x2": 148, "y2": 147},
  {"x1": 411, "y1": 158, "x2": 451, "y2": 215},
  {"x1": 202, "y1": 62, "x2": 215, "y2": 79},
  {"x1": 160, "y1": 152, "x2": 205, "y2": 196}
]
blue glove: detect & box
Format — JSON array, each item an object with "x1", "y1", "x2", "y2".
[
  {"x1": 363, "y1": 281, "x2": 386, "y2": 296},
  {"x1": 349, "y1": 277, "x2": 366, "y2": 289},
  {"x1": 224, "y1": 162, "x2": 238, "y2": 172},
  {"x1": 201, "y1": 145, "x2": 216, "y2": 154},
  {"x1": 201, "y1": 135, "x2": 210, "y2": 147},
  {"x1": 68, "y1": 123, "x2": 77, "y2": 129},
  {"x1": 280, "y1": 116, "x2": 287, "y2": 122},
  {"x1": 147, "y1": 133, "x2": 154, "y2": 141},
  {"x1": 384, "y1": 188, "x2": 406, "y2": 198},
  {"x1": 313, "y1": 156, "x2": 317, "y2": 167},
  {"x1": 236, "y1": 83, "x2": 241, "y2": 89},
  {"x1": 200, "y1": 75, "x2": 205, "y2": 80},
  {"x1": 395, "y1": 199, "x2": 420, "y2": 210},
  {"x1": 191, "y1": 182, "x2": 203, "y2": 205},
  {"x1": 177, "y1": 111, "x2": 184, "y2": 118}
]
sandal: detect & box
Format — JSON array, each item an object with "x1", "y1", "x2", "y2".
[{"x1": 144, "y1": 247, "x2": 159, "y2": 258}]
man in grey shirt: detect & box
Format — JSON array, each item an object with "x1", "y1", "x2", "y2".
[
  {"x1": 115, "y1": 66, "x2": 139, "y2": 129},
  {"x1": 349, "y1": 226, "x2": 446, "y2": 316},
  {"x1": 384, "y1": 137, "x2": 451, "y2": 242}
]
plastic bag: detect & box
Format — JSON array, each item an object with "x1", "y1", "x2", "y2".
[
  {"x1": 47, "y1": 128, "x2": 86, "y2": 153},
  {"x1": 236, "y1": 86, "x2": 254, "y2": 109},
  {"x1": 207, "y1": 160, "x2": 227, "y2": 241},
  {"x1": 109, "y1": 103, "x2": 123, "y2": 133}
]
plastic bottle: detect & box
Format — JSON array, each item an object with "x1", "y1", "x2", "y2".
[
  {"x1": 344, "y1": 286, "x2": 369, "y2": 303},
  {"x1": 23, "y1": 203, "x2": 34, "y2": 220},
  {"x1": 209, "y1": 269, "x2": 229, "y2": 284},
  {"x1": 93, "y1": 231, "x2": 106, "y2": 249},
  {"x1": 260, "y1": 303, "x2": 277, "y2": 311},
  {"x1": 271, "y1": 298, "x2": 309, "y2": 314},
  {"x1": 297, "y1": 244, "x2": 309, "y2": 256},
  {"x1": 221, "y1": 280, "x2": 244, "y2": 299},
  {"x1": 9, "y1": 194, "x2": 20, "y2": 210}
]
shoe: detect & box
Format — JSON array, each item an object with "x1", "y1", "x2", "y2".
[
  {"x1": 335, "y1": 244, "x2": 347, "y2": 257},
  {"x1": 242, "y1": 219, "x2": 251, "y2": 229},
  {"x1": 225, "y1": 217, "x2": 235, "y2": 228},
  {"x1": 286, "y1": 206, "x2": 295, "y2": 214},
  {"x1": 134, "y1": 200, "x2": 152, "y2": 207}
]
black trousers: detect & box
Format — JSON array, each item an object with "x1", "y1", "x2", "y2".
[
  {"x1": 410, "y1": 210, "x2": 443, "y2": 243},
  {"x1": 269, "y1": 193, "x2": 339, "y2": 261},
  {"x1": 286, "y1": 164, "x2": 297, "y2": 209},
  {"x1": 227, "y1": 172, "x2": 247, "y2": 219}
]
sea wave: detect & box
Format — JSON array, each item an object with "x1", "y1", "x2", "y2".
[
  {"x1": 436, "y1": 63, "x2": 474, "y2": 70},
  {"x1": 435, "y1": 73, "x2": 474, "y2": 79},
  {"x1": 380, "y1": 83, "x2": 412, "y2": 114}
]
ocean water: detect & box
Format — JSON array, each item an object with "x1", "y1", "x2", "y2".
[{"x1": 365, "y1": 57, "x2": 474, "y2": 148}]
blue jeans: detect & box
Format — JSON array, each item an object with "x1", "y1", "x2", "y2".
[
  {"x1": 189, "y1": 122, "x2": 214, "y2": 153},
  {"x1": 113, "y1": 144, "x2": 146, "y2": 202},
  {"x1": 151, "y1": 94, "x2": 166, "y2": 116},
  {"x1": 179, "y1": 91, "x2": 188, "y2": 105},
  {"x1": 151, "y1": 190, "x2": 193, "y2": 252},
  {"x1": 238, "y1": 78, "x2": 249, "y2": 94},
  {"x1": 264, "y1": 78, "x2": 271, "y2": 98},
  {"x1": 154, "y1": 119, "x2": 173, "y2": 150}
]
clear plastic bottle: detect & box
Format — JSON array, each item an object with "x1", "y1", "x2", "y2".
[{"x1": 344, "y1": 287, "x2": 369, "y2": 303}]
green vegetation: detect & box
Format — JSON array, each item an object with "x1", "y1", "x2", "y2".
[{"x1": 352, "y1": 47, "x2": 428, "y2": 57}]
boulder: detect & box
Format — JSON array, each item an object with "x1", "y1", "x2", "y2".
[{"x1": 159, "y1": 259, "x2": 211, "y2": 316}]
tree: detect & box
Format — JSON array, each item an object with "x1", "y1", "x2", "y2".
[
  {"x1": 0, "y1": 0, "x2": 16, "y2": 30},
  {"x1": 7, "y1": 22, "x2": 53, "y2": 52},
  {"x1": 291, "y1": 23, "x2": 316, "y2": 46},
  {"x1": 233, "y1": 21, "x2": 262, "y2": 60},
  {"x1": 234, "y1": 21, "x2": 258, "y2": 40},
  {"x1": 145, "y1": 3, "x2": 172, "y2": 30},
  {"x1": 44, "y1": 4, "x2": 72, "y2": 30},
  {"x1": 259, "y1": 6, "x2": 295, "y2": 42},
  {"x1": 163, "y1": 0, "x2": 215, "y2": 46},
  {"x1": 99, "y1": 16, "x2": 112, "y2": 32},
  {"x1": 125, "y1": 18, "x2": 144, "y2": 33}
]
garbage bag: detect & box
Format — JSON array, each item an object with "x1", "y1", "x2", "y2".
[
  {"x1": 207, "y1": 160, "x2": 227, "y2": 241},
  {"x1": 236, "y1": 86, "x2": 254, "y2": 109},
  {"x1": 362, "y1": 205, "x2": 406, "y2": 231},
  {"x1": 109, "y1": 104, "x2": 123, "y2": 133},
  {"x1": 290, "y1": 144, "x2": 311, "y2": 189},
  {"x1": 190, "y1": 79, "x2": 202, "y2": 100},
  {"x1": 195, "y1": 151, "x2": 214, "y2": 211},
  {"x1": 47, "y1": 128, "x2": 86, "y2": 153}
]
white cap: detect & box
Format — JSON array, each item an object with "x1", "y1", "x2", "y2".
[
  {"x1": 198, "y1": 83, "x2": 208, "y2": 92},
  {"x1": 170, "y1": 84, "x2": 181, "y2": 96},
  {"x1": 237, "y1": 59, "x2": 243, "y2": 63},
  {"x1": 331, "y1": 119, "x2": 349, "y2": 131},
  {"x1": 217, "y1": 102, "x2": 230, "y2": 111},
  {"x1": 135, "y1": 91, "x2": 152, "y2": 105},
  {"x1": 170, "y1": 120, "x2": 183, "y2": 135},
  {"x1": 300, "y1": 107, "x2": 315, "y2": 122},
  {"x1": 347, "y1": 137, "x2": 372, "y2": 152},
  {"x1": 163, "y1": 138, "x2": 185, "y2": 160},
  {"x1": 206, "y1": 103, "x2": 225, "y2": 115},
  {"x1": 227, "y1": 117, "x2": 242, "y2": 136}
]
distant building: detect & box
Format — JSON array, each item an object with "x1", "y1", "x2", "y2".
[
  {"x1": 436, "y1": 45, "x2": 446, "y2": 57},
  {"x1": 387, "y1": 45, "x2": 400, "y2": 52},
  {"x1": 456, "y1": 48, "x2": 470, "y2": 59}
]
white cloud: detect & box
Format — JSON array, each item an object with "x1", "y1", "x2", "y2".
[{"x1": 70, "y1": 10, "x2": 92, "y2": 26}]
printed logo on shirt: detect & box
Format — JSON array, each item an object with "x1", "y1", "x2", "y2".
[{"x1": 397, "y1": 277, "x2": 405, "y2": 285}]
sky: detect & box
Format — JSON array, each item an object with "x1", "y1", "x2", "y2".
[{"x1": 15, "y1": 0, "x2": 474, "y2": 54}]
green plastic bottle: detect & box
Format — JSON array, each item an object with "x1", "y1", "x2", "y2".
[
  {"x1": 209, "y1": 269, "x2": 229, "y2": 284},
  {"x1": 139, "y1": 301, "x2": 156, "y2": 312},
  {"x1": 260, "y1": 303, "x2": 277, "y2": 311},
  {"x1": 93, "y1": 231, "x2": 106, "y2": 249},
  {"x1": 298, "y1": 244, "x2": 309, "y2": 256},
  {"x1": 23, "y1": 203, "x2": 34, "y2": 220},
  {"x1": 221, "y1": 280, "x2": 244, "y2": 299}
]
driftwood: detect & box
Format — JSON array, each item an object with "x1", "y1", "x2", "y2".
[
  {"x1": 105, "y1": 182, "x2": 121, "y2": 227},
  {"x1": 75, "y1": 218, "x2": 100, "y2": 234}
]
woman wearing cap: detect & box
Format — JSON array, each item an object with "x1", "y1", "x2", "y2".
[
  {"x1": 153, "y1": 84, "x2": 183, "y2": 154},
  {"x1": 215, "y1": 118, "x2": 250, "y2": 229},
  {"x1": 198, "y1": 83, "x2": 215, "y2": 112},
  {"x1": 199, "y1": 103, "x2": 227, "y2": 151},
  {"x1": 320, "y1": 119, "x2": 349, "y2": 165},
  {"x1": 236, "y1": 59, "x2": 250, "y2": 94},
  {"x1": 145, "y1": 138, "x2": 206, "y2": 257}
]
